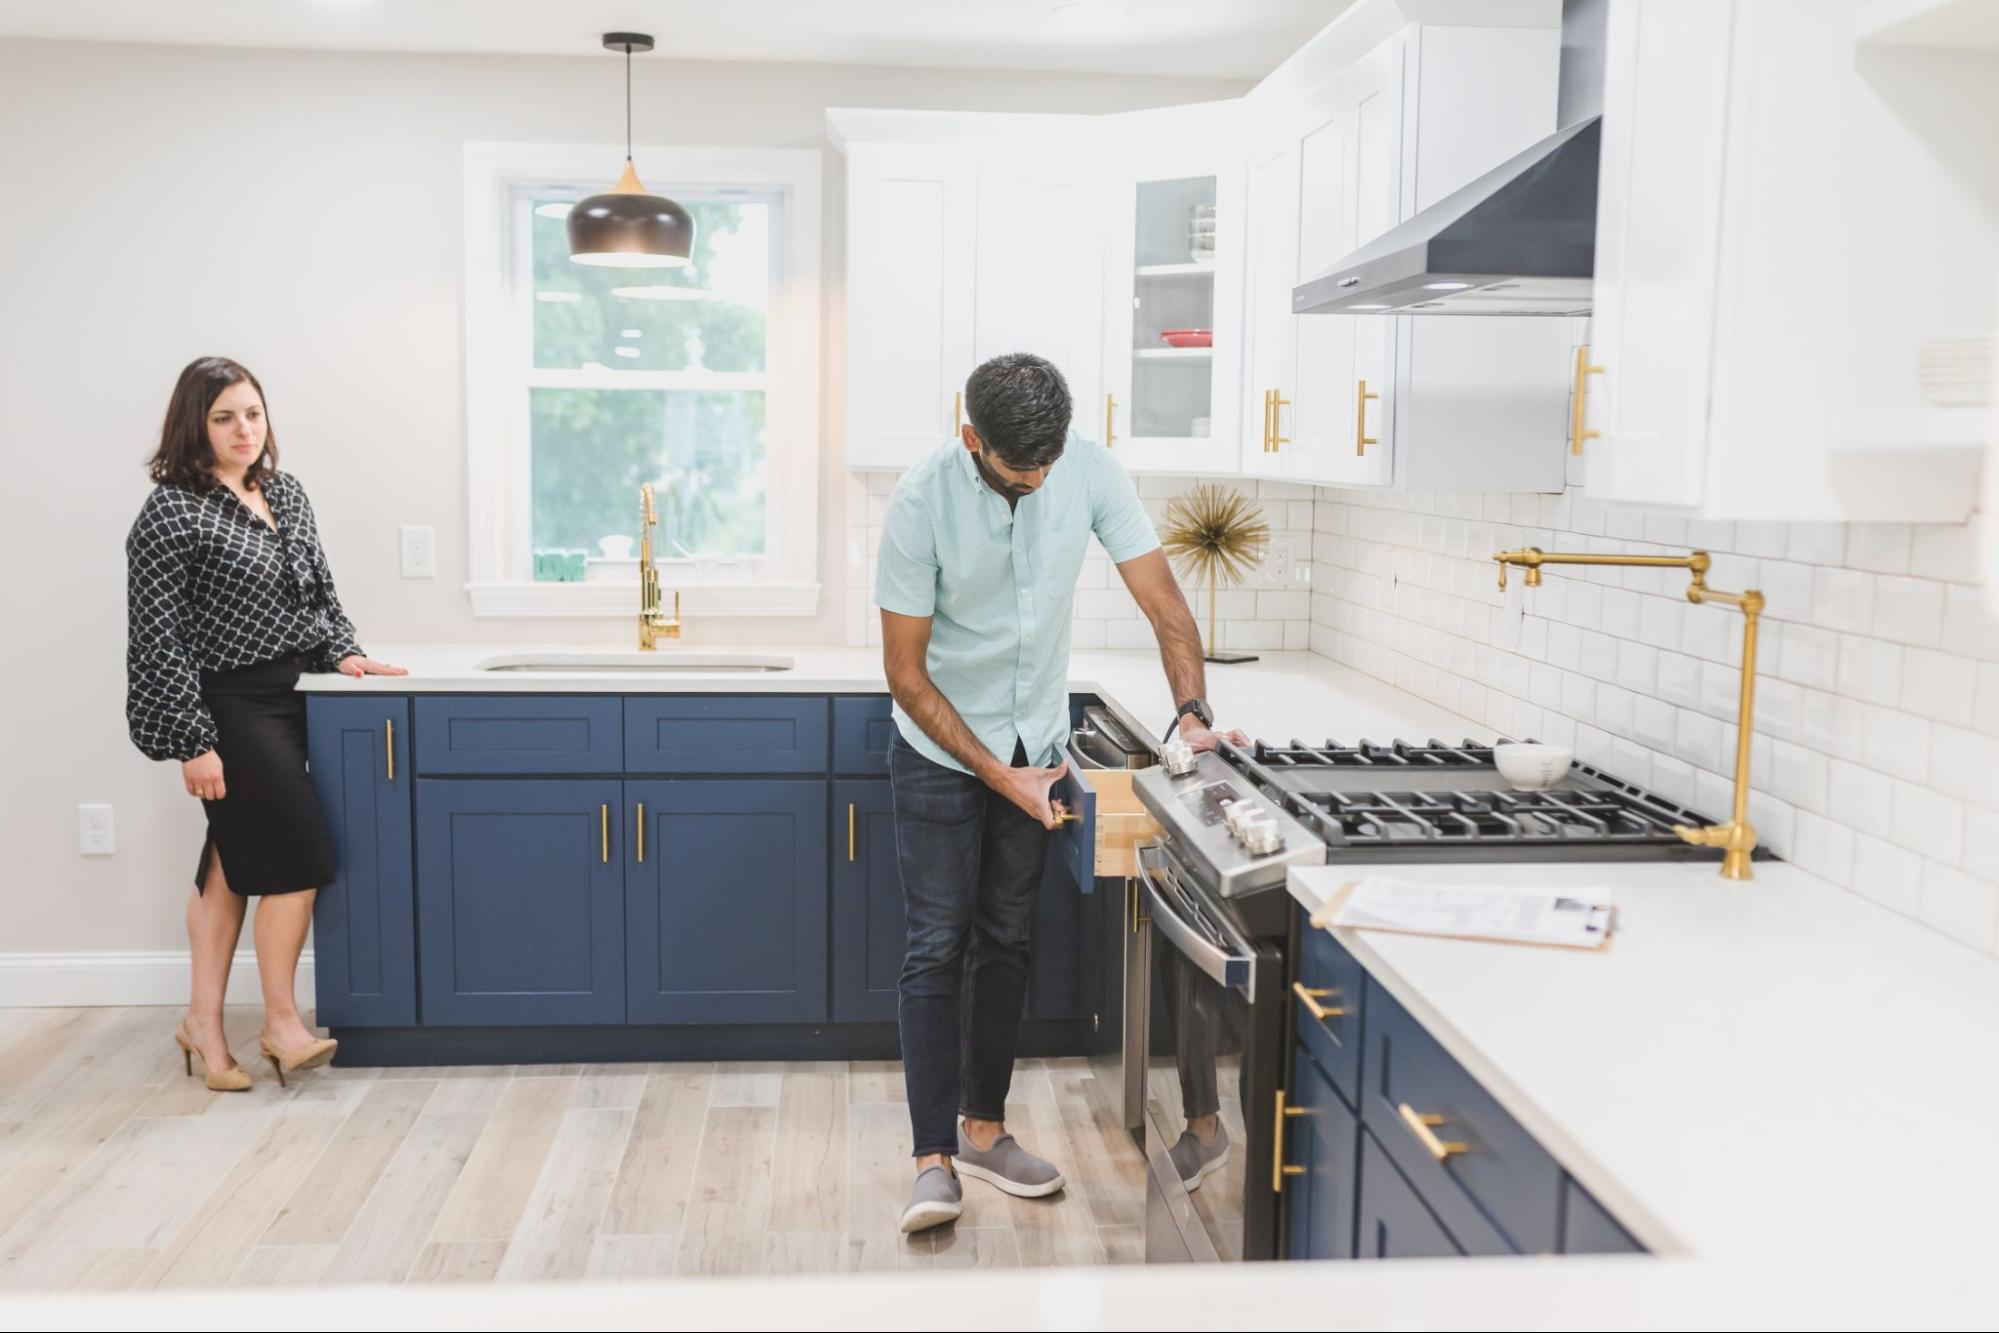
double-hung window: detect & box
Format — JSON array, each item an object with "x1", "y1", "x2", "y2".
[{"x1": 464, "y1": 143, "x2": 822, "y2": 617}]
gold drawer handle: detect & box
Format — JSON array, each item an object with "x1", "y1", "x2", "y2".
[
  {"x1": 1570, "y1": 344, "x2": 1604, "y2": 455},
  {"x1": 1105, "y1": 393, "x2": 1117, "y2": 451},
  {"x1": 385, "y1": 719, "x2": 394, "y2": 781},
  {"x1": 1292, "y1": 982, "x2": 1346, "y2": 1023},
  {"x1": 1272, "y1": 1089, "x2": 1308, "y2": 1192},
  {"x1": 600, "y1": 804, "x2": 609, "y2": 864},
  {"x1": 636, "y1": 803, "x2": 645, "y2": 863},
  {"x1": 847, "y1": 801, "x2": 856, "y2": 863},
  {"x1": 1271, "y1": 389, "x2": 1290, "y2": 451},
  {"x1": 953, "y1": 390, "x2": 963, "y2": 436},
  {"x1": 1355, "y1": 378, "x2": 1379, "y2": 455},
  {"x1": 1052, "y1": 802, "x2": 1080, "y2": 826},
  {"x1": 1397, "y1": 1103, "x2": 1468, "y2": 1162}
]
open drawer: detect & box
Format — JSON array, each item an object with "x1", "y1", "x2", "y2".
[{"x1": 1053, "y1": 746, "x2": 1159, "y2": 887}]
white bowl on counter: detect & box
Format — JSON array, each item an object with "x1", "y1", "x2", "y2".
[{"x1": 1493, "y1": 742, "x2": 1574, "y2": 791}]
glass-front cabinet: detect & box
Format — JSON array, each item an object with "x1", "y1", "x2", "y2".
[{"x1": 1100, "y1": 102, "x2": 1245, "y2": 475}]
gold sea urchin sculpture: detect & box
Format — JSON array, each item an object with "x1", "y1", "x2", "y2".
[{"x1": 1161, "y1": 483, "x2": 1270, "y2": 664}]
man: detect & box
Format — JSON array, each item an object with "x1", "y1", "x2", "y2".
[{"x1": 874, "y1": 351, "x2": 1245, "y2": 1234}]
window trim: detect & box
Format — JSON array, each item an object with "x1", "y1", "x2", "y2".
[{"x1": 462, "y1": 142, "x2": 822, "y2": 618}]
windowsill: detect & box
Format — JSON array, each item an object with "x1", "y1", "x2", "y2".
[{"x1": 467, "y1": 581, "x2": 821, "y2": 618}]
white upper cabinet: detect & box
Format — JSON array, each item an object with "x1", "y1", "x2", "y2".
[
  {"x1": 836, "y1": 137, "x2": 978, "y2": 471},
  {"x1": 1242, "y1": 3, "x2": 1577, "y2": 492},
  {"x1": 1585, "y1": 0, "x2": 1999, "y2": 521},
  {"x1": 1097, "y1": 101, "x2": 1248, "y2": 476},
  {"x1": 832, "y1": 113, "x2": 1104, "y2": 472}
]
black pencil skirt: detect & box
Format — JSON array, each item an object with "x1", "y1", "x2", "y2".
[{"x1": 193, "y1": 653, "x2": 336, "y2": 897}]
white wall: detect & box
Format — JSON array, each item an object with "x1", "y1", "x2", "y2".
[{"x1": 0, "y1": 38, "x2": 1246, "y2": 964}]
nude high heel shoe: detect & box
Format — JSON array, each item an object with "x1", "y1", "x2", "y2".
[
  {"x1": 174, "y1": 1025, "x2": 252, "y2": 1092},
  {"x1": 258, "y1": 1034, "x2": 338, "y2": 1087}
]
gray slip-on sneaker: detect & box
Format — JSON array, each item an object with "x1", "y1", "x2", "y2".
[
  {"x1": 899, "y1": 1165, "x2": 963, "y2": 1234},
  {"x1": 955, "y1": 1125, "x2": 1067, "y2": 1198},
  {"x1": 1169, "y1": 1122, "x2": 1231, "y2": 1192}
]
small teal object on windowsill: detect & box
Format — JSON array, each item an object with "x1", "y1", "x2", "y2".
[{"x1": 532, "y1": 549, "x2": 589, "y2": 582}]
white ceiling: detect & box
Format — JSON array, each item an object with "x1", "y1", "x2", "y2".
[{"x1": 0, "y1": 0, "x2": 1355, "y2": 80}]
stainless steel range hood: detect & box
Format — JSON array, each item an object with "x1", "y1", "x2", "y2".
[{"x1": 1293, "y1": 0, "x2": 1607, "y2": 317}]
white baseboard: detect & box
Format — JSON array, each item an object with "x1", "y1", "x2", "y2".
[{"x1": 0, "y1": 950, "x2": 316, "y2": 1008}]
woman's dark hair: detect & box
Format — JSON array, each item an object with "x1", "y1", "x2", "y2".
[
  {"x1": 147, "y1": 356, "x2": 278, "y2": 490},
  {"x1": 965, "y1": 352, "x2": 1072, "y2": 469}
]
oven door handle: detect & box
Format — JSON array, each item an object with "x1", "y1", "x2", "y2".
[{"x1": 1136, "y1": 842, "x2": 1253, "y2": 993}]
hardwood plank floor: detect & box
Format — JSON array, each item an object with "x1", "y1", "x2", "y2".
[{"x1": 0, "y1": 1005, "x2": 1147, "y2": 1292}]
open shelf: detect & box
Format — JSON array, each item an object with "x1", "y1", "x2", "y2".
[
  {"x1": 1135, "y1": 262, "x2": 1218, "y2": 279},
  {"x1": 1135, "y1": 346, "x2": 1214, "y2": 361}
]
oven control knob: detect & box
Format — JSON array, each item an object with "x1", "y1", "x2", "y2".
[
  {"x1": 1240, "y1": 818, "x2": 1283, "y2": 855},
  {"x1": 1161, "y1": 736, "x2": 1198, "y2": 777}
]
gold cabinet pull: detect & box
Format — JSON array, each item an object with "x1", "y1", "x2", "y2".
[
  {"x1": 636, "y1": 803, "x2": 645, "y2": 863},
  {"x1": 847, "y1": 802, "x2": 856, "y2": 863},
  {"x1": 1397, "y1": 1102, "x2": 1468, "y2": 1162},
  {"x1": 953, "y1": 390, "x2": 963, "y2": 436},
  {"x1": 1292, "y1": 982, "x2": 1346, "y2": 1023},
  {"x1": 1355, "y1": 379, "x2": 1380, "y2": 455},
  {"x1": 1104, "y1": 393, "x2": 1117, "y2": 451},
  {"x1": 384, "y1": 719, "x2": 394, "y2": 781},
  {"x1": 1127, "y1": 877, "x2": 1149, "y2": 935},
  {"x1": 1261, "y1": 389, "x2": 1273, "y2": 452},
  {"x1": 1570, "y1": 344, "x2": 1604, "y2": 455},
  {"x1": 600, "y1": 804, "x2": 609, "y2": 864},
  {"x1": 1271, "y1": 390, "x2": 1290, "y2": 451},
  {"x1": 1271, "y1": 1089, "x2": 1308, "y2": 1192}
]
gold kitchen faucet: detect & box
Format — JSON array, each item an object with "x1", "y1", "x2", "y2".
[
  {"x1": 638, "y1": 483, "x2": 681, "y2": 649},
  {"x1": 1492, "y1": 546, "x2": 1765, "y2": 881}
]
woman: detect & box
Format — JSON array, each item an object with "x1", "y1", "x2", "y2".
[{"x1": 126, "y1": 356, "x2": 405, "y2": 1091}]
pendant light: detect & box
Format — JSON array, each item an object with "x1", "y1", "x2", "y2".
[{"x1": 567, "y1": 33, "x2": 694, "y2": 268}]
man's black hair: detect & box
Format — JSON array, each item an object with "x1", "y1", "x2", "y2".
[{"x1": 964, "y1": 352, "x2": 1072, "y2": 470}]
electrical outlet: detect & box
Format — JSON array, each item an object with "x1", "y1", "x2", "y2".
[
  {"x1": 400, "y1": 525, "x2": 436, "y2": 578},
  {"x1": 1267, "y1": 536, "x2": 1293, "y2": 584},
  {"x1": 78, "y1": 803, "x2": 114, "y2": 856}
]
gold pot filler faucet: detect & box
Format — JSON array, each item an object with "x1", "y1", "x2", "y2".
[
  {"x1": 638, "y1": 483, "x2": 681, "y2": 650},
  {"x1": 1492, "y1": 546, "x2": 1765, "y2": 881}
]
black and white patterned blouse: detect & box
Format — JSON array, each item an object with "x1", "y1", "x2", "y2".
[{"x1": 125, "y1": 470, "x2": 365, "y2": 762}]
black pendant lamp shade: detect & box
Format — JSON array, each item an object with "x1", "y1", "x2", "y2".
[{"x1": 568, "y1": 33, "x2": 694, "y2": 269}]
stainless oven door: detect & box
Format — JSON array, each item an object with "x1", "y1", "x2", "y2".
[{"x1": 1137, "y1": 841, "x2": 1284, "y2": 1263}]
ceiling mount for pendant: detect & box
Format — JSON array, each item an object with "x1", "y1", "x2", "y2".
[{"x1": 567, "y1": 31, "x2": 694, "y2": 269}]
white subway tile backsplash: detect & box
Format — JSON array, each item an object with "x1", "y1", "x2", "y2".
[
  {"x1": 1872, "y1": 575, "x2": 1946, "y2": 648},
  {"x1": 1812, "y1": 567, "x2": 1876, "y2": 634},
  {"x1": 1828, "y1": 759, "x2": 1896, "y2": 840},
  {"x1": 1979, "y1": 663, "x2": 1999, "y2": 737},
  {"x1": 1930, "y1": 725, "x2": 1999, "y2": 811},
  {"x1": 1639, "y1": 597, "x2": 1680, "y2": 651},
  {"x1": 1900, "y1": 648, "x2": 1977, "y2": 727},
  {"x1": 1836, "y1": 635, "x2": 1904, "y2": 707},
  {"x1": 1861, "y1": 705, "x2": 1931, "y2": 783},
  {"x1": 1851, "y1": 834, "x2": 1922, "y2": 917},
  {"x1": 1657, "y1": 651, "x2": 1701, "y2": 710},
  {"x1": 1941, "y1": 585, "x2": 1999, "y2": 661},
  {"x1": 1891, "y1": 781, "x2": 1964, "y2": 864},
  {"x1": 1965, "y1": 808, "x2": 1999, "y2": 882},
  {"x1": 1791, "y1": 811, "x2": 1857, "y2": 887},
  {"x1": 1769, "y1": 739, "x2": 1829, "y2": 813},
  {"x1": 1634, "y1": 696, "x2": 1677, "y2": 751},
  {"x1": 1846, "y1": 523, "x2": 1913, "y2": 575},
  {"x1": 1920, "y1": 862, "x2": 1996, "y2": 952},
  {"x1": 1600, "y1": 587, "x2": 1642, "y2": 640},
  {"x1": 1617, "y1": 640, "x2": 1659, "y2": 694},
  {"x1": 1911, "y1": 519, "x2": 1980, "y2": 584},
  {"x1": 1785, "y1": 521, "x2": 1847, "y2": 567}
]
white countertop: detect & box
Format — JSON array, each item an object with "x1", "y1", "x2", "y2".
[
  {"x1": 296, "y1": 645, "x2": 1495, "y2": 754},
  {"x1": 27, "y1": 645, "x2": 1969, "y2": 1323},
  {"x1": 1289, "y1": 859, "x2": 1999, "y2": 1272}
]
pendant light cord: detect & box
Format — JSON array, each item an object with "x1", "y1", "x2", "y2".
[{"x1": 624, "y1": 42, "x2": 633, "y2": 162}]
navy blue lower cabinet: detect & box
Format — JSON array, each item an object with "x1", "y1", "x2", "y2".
[
  {"x1": 414, "y1": 779, "x2": 625, "y2": 1026},
  {"x1": 832, "y1": 696, "x2": 897, "y2": 774},
  {"x1": 831, "y1": 779, "x2": 904, "y2": 1023},
  {"x1": 1561, "y1": 1177, "x2": 1645, "y2": 1254},
  {"x1": 306, "y1": 695, "x2": 416, "y2": 1027},
  {"x1": 1285, "y1": 1046, "x2": 1360, "y2": 1261},
  {"x1": 1027, "y1": 850, "x2": 1083, "y2": 1022},
  {"x1": 624, "y1": 697, "x2": 828, "y2": 774},
  {"x1": 412, "y1": 696, "x2": 622, "y2": 775},
  {"x1": 1357, "y1": 1130, "x2": 1464, "y2": 1259},
  {"x1": 625, "y1": 779, "x2": 829, "y2": 1024}
]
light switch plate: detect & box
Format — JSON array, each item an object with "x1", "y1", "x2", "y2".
[
  {"x1": 400, "y1": 525, "x2": 436, "y2": 578},
  {"x1": 78, "y1": 803, "x2": 114, "y2": 855}
]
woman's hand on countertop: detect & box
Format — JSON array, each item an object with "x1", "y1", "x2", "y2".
[
  {"x1": 336, "y1": 655, "x2": 409, "y2": 678},
  {"x1": 183, "y1": 750, "x2": 225, "y2": 801}
]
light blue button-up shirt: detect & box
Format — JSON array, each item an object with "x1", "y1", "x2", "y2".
[{"x1": 874, "y1": 433, "x2": 1160, "y2": 774}]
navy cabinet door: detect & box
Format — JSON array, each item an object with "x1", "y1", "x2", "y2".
[
  {"x1": 1356, "y1": 1130, "x2": 1463, "y2": 1259},
  {"x1": 832, "y1": 696, "x2": 897, "y2": 773},
  {"x1": 1286, "y1": 1046, "x2": 1360, "y2": 1261},
  {"x1": 1561, "y1": 1177, "x2": 1645, "y2": 1254},
  {"x1": 832, "y1": 779, "x2": 903, "y2": 1022},
  {"x1": 412, "y1": 696, "x2": 622, "y2": 775},
  {"x1": 1027, "y1": 850, "x2": 1083, "y2": 1022},
  {"x1": 307, "y1": 696, "x2": 415, "y2": 1027},
  {"x1": 415, "y1": 779, "x2": 625, "y2": 1026},
  {"x1": 626, "y1": 779, "x2": 829, "y2": 1024}
]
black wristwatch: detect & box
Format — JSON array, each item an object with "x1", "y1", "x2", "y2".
[{"x1": 1164, "y1": 697, "x2": 1213, "y2": 741}]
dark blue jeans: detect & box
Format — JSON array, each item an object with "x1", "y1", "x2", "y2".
[{"x1": 890, "y1": 733, "x2": 1051, "y2": 1158}]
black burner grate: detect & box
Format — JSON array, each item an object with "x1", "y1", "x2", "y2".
[{"x1": 1252, "y1": 738, "x2": 1496, "y2": 768}]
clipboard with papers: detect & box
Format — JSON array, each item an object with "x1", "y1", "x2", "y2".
[{"x1": 1319, "y1": 874, "x2": 1617, "y2": 951}]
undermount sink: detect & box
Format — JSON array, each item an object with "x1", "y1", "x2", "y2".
[{"x1": 475, "y1": 651, "x2": 795, "y2": 674}]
